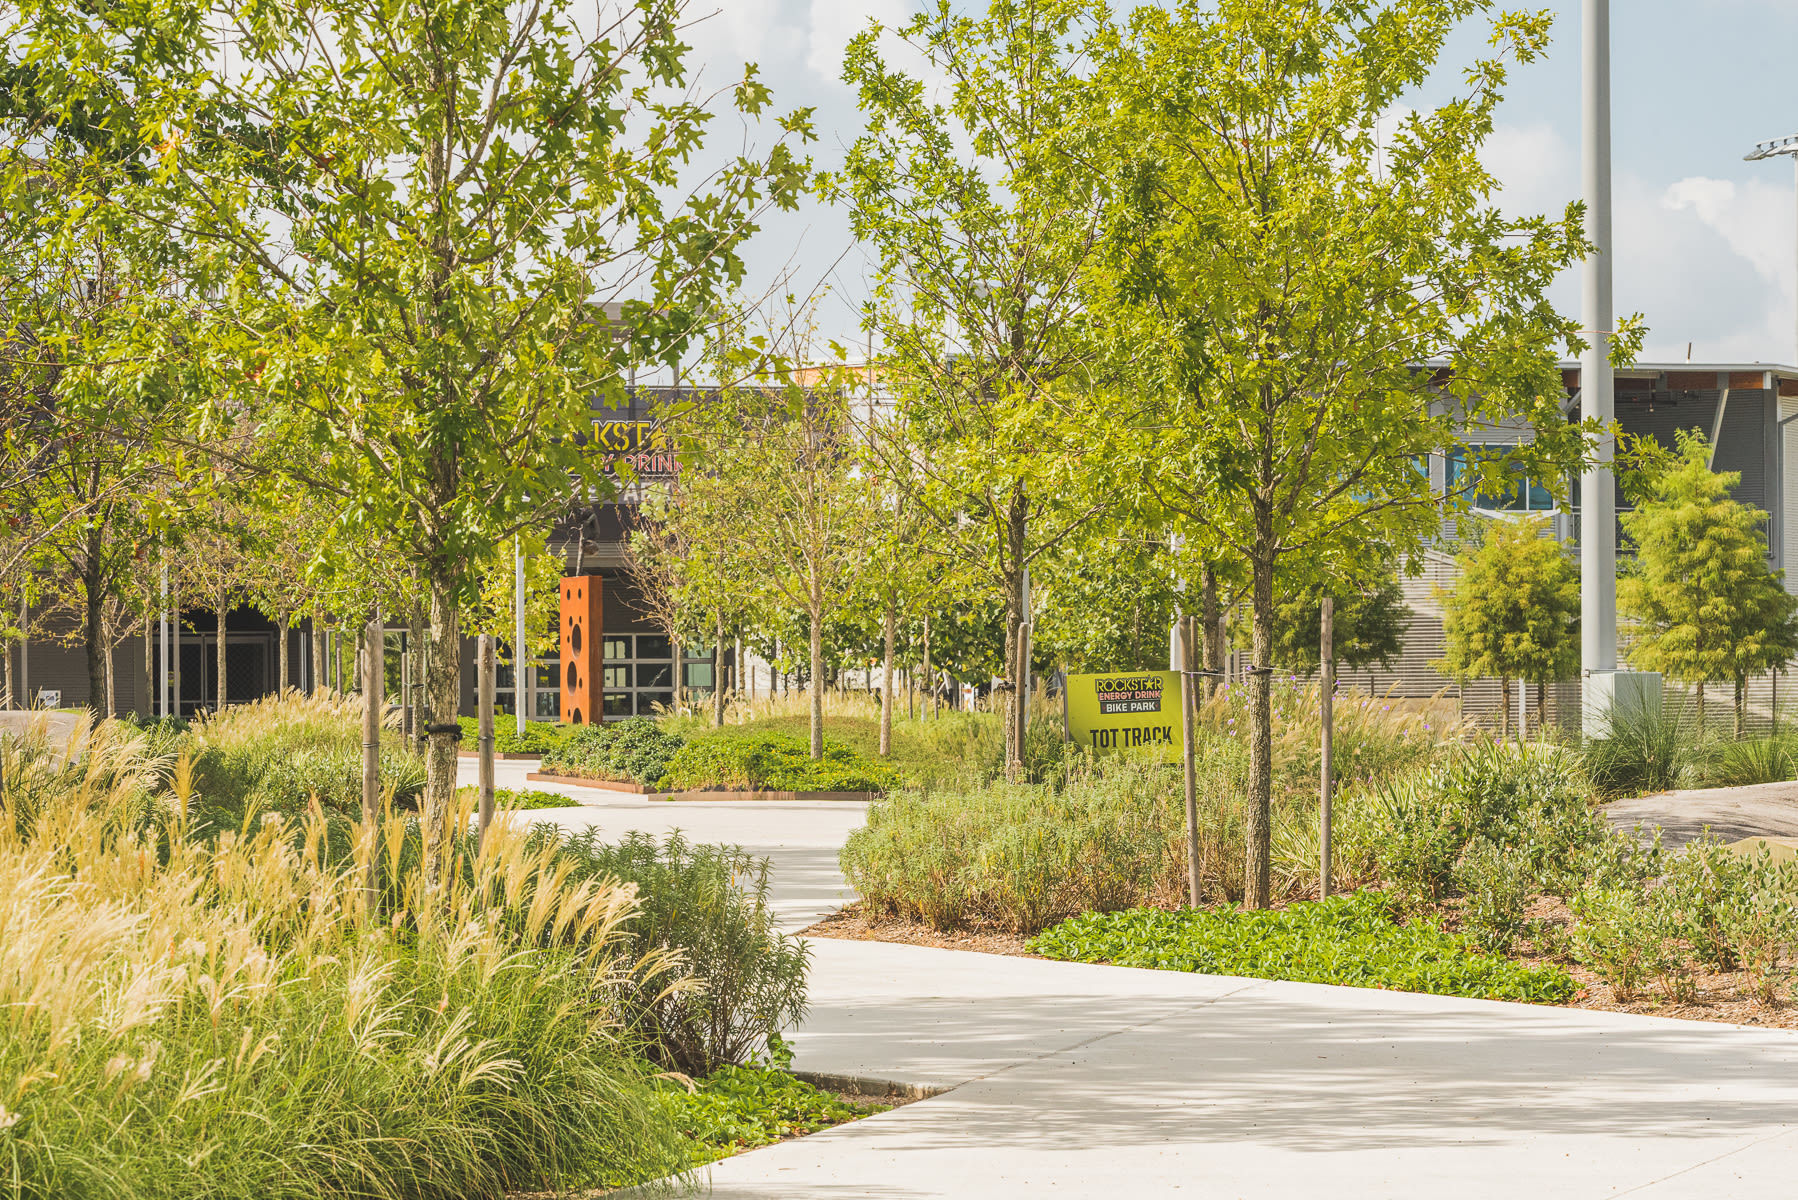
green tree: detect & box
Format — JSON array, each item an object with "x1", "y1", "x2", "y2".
[
  {"x1": 1089, "y1": 0, "x2": 1590, "y2": 905},
  {"x1": 12, "y1": 0, "x2": 814, "y2": 879},
  {"x1": 1271, "y1": 565, "x2": 1410, "y2": 677},
  {"x1": 1619, "y1": 430, "x2": 1798, "y2": 736},
  {"x1": 1436, "y1": 517, "x2": 1580, "y2": 739},
  {"x1": 647, "y1": 361, "x2": 875, "y2": 757},
  {"x1": 830, "y1": 0, "x2": 1110, "y2": 778}
]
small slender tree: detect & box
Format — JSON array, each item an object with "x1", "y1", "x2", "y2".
[
  {"x1": 1620, "y1": 430, "x2": 1798, "y2": 737},
  {"x1": 647, "y1": 357, "x2": 875, "y2": 757},
  {"x1": 1436, "y1": 517, "x2": 1579, "y2": 739}
]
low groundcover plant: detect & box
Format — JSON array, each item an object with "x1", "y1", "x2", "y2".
[{"x1": 1029, "y1": 891, "x2": 1577, "y2": 1004}]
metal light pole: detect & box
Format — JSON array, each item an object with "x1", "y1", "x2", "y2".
[
  {"x1": 1744, "y1": 133, "x2": 1798, "y2": 365},
  {"x1": 514, "y1": 535, "x2": 528, "y2": 736},
  {"x1": 1579, "y1": 0, "x2": 1660, "y2": 733},
  {"x1": 1579, "y1": 0, "x2": 1617, "y2": 696}
]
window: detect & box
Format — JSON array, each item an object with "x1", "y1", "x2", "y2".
[
  {"x1": 597, "y1": 633, "x2": 678, "y2": 721},
  {"x1": 685, "y1": 662, "x2": 715, "y2": 689},
  {"x1": 1445, "y1": 445, "x2": 1557, "y2": 512}
]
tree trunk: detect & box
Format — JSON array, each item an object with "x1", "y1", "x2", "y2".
[
  {"x1": 808, "y1": 606, "x2": 825, "y2": 760},
  {"x1": 278, "y1": 618, "x2": 290, "y2": 693},
  {"x1": 421, "y1": 572, "x2": 463, "y2": 890},
  {"x1": 82, "y1": 547, "x2": 106, "y2": 716},
  {"x1": 1002, "y1": 492, "x2": 1028, "y2": 780},
  {"x1": 1200, "y1": 564, "x2": 1221, "y2": 703},
  {"x1": 1696, "y1": 682, "x2": 1705, "y2": 731},
  {"x1": 1245, "y1": 548, "x2": 1276, "y2": 909},
  {"x1": 1536, "y1": 679, "x2": 1548, "y2": 739},
  {"x1": 408, "y1": 605, "x2": 425, "y2": 738},
  {"x1": 1499, "y1": 676, "x2": 1511, "y2": 741},
  {"x1": 880, "y1": 595, "x2": 896, "y2": 757},
  {"x1": 712, "y1": 611, "x2": 726, "y2": 727},
  {"x1": 1735, "y1": 676, "x2": 1746, "y2": 740},
  {"x1": 922, "y1": 613, "x2": 933, "y2": 719},
  {"x1": 312, "y1": 609, "x2": 327, "y2": 695},
  {"x1": 102, "y1": 616, "x2": 115, "y2": 719},
  {"x1": 215, "y1": 586, "x2": 229, "y2": 714},
  {"x1": 3, "y1": 630, "x2": 13, "y2": 708},
  {"x1": 143, "y1": 610, "x2": 153, "y2": 718}
]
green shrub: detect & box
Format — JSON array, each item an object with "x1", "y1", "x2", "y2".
[
  {"x1": 457, "y1": 785, "x2": 582, "y2": 812},
  {"x1": 1458, "y1": 838, "x2": 1533, "y2": 954},
  {"x1": 1659, "y1": 839, "x2": 1751, "y2": 971},
  {"x1": 663, "y1": 728, "x2": 898, "y2": 793},
  {"x1": 541, "y1": 718, "x2": 687, "y2": 788},
  {"x1": 843, "y1": 759, "x2": 1183, "y2": 932},
  {"x1": 1352, "y1": 741, "x2": 1601, "y2": 903},
  {"x1": 456, "y1": 715, "x2": 574, "y2": 756},
  {"x1": 1569, "y1": 885, "x2": 1678, "y2": 1002},
  {"x1": 1029, "y1": 891, "x2": 1576, "y2": 1004},
  {"x1": 186, "y1": 692, "x2": 426, "y2": 818},
  {"x1": 557, "y1": 830, "x2": 810, "y2": 1074},
  {"x1": 1715, "y1": 850, "x2": 1798, "y2": 1004}
]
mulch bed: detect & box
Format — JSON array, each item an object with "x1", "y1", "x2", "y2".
[{"x1": 802, "y1": 898, "x2": 1798, "y2": 1031}]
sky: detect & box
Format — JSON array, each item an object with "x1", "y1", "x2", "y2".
[{"x1": 674, "y1": 0, "x2": 1798, "y2": 371}]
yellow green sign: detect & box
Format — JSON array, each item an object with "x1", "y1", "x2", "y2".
[{"x1": 1064, "y1": 670, "x2": 1182, "y2": 755}]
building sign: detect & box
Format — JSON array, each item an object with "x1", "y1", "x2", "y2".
[
  {"x1": 591, "y1": 419, "x2": 679, "y2": 477},
  {"x1": 1064, "y1": 670, "x2": 1181, "y2": 754}
]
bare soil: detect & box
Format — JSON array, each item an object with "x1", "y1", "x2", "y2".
[{"x1": 802, "y1": 898, "x2": 1798, "y2": 1031}]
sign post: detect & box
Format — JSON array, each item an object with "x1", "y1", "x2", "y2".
[
  {"x1": 361, "y1": 612, "x2": 383, "y2": 912},
  {"x1": 1320, "y1": 597, "x2": 1335, "y2": 900},
  {"x1": 478, "y1": 634, "x2": 496, "y2": 847},
  {"x1": 1178, "y1": 618, "x2": 1201, "y2": 908}
]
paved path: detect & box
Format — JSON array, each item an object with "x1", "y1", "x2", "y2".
[
  {"x1": 501, "y1": 764, "x2": 1798, "y2": 1199},
  {"x1": 460, "y1": 759, "x2": 865, "y2": 930},
  {"x1": 1607, "y1": 781, "x2": 1798, "y2": 849}
]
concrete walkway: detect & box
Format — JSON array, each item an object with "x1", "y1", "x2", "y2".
[
  {"x1": 500, "y1": 765, "x2": 1798, "y2": 1199},
  {"x1": 460, "y1": 759, "x2": 865, "y2": 929},
  {"x1": 1607, "y1": 781, "x2": 1798, "y2": 849}
]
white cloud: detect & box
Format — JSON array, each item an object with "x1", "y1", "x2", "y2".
[
  {"x1": 806, "y1": 0, "x2": 910, "y2": 82},
  {"x1": 1481, "y1": 120, "x2": 1798, "y2": 364}
]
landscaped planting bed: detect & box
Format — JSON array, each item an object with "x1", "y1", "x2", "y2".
[
  {"x1": 539, "y1": 716, "x2": 899, "y2": 797},
  {"x1": 0, "y1": 700, "x2": 852, "y2": 1197},
  {"x1": 828, "y1": 679, "x2": 1798, "y2": 1026}
]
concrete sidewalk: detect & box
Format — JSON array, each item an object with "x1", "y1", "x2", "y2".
[
  {"x1": 703, "y1": 938, "x2": 1798, "y2": 1199},
  {"x1": 458, "y1": 759, "x2": 865, "y2": 929},
  {"x1": 500, "y1": 763, "x2": 1798, "y2": 1197}
]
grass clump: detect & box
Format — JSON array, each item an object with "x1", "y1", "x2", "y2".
[
  {"x1": 0, "y1": 716, "x2": 696, "y2": 1198},
  {"x1": 1029, "y1": 891, "x2": 1577, "y2": 1004},
  {"x1": 664, "y1": 728, "x2": 899, "y2": 794},
  {"x1": 541, "y1": 718, "x2": 686, "y2": 788},
  {"x1": 187, "y1": 691, "x2": 426, "y2": 816}
]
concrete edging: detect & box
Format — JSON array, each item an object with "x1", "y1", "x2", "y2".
[
  {"x1": 793, "y1": 1070, "x2": 944, "y2": 1101},
  {"x1": 524, "y1": 771, "x2": 877, "y2": 802}
]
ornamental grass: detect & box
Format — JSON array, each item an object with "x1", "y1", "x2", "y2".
[{"x1": 0, "y1": 713, "x2": 692, "y2": 1199}]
